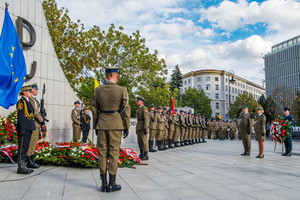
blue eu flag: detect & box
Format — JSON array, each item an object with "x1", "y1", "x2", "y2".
[{"x1": 0, "y1": 8, "x2": 27, "y2": 109}]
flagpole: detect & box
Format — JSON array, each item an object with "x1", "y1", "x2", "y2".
[{"x1": 5, "y1": 2, "x2": 9, "y2": 8}]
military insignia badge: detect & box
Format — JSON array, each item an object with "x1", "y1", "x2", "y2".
[
  {"x1": 145, "y1": 109, "x2": 148, "y2": 113},
  {"x1": 18, "y1": 102, "x2": 23, "y2": 110}
]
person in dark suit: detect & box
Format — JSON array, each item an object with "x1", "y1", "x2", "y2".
[
  {"x1": 16, "y1": 86, "x2": 36, "y2": 174},
  {"x1": 81, "y1": 107, "x2": 91, "y2": 143},
  {"x1": 282, "y1": 107, "x2": 295, "y2": 156}
]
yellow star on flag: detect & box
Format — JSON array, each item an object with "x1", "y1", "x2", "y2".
[
  {"x1": 12, "y1": 71, "x2": 14, "y2": 75},
  {"x1": 14, "y1": 78, "x2": 18, "y2": 83},
  {"x1": 9, "y1": 53, "x2": 13, "y2": 58},
  {"x1": 12, "y1": 46, "x2": 15, "y2": 51}
]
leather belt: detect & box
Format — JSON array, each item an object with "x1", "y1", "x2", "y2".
[
  {"x1": 150, "y1": 121, "x2": 157, "y2": 123},
  {"x1": 138, "y1": 119, "x2": 144, "y2": 121},
  {"x1": 100, "y1": 110, "x2": 120, "y2": 113}
]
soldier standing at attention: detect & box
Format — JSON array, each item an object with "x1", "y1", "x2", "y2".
[
  {"x1": 184, "y1": 111, "x2": 190, "y2": 145},
  {"x1": 207, "y1": 119, "x2": 213, "y2": 139},
  {"x1": 201, "y1": 117, "x2": 207, "y2": 143},
  {"x1": 179, "y1": 110, "x2": 186, "y2": 146},
  {"x1": 16, "y1": 86, "x2": 35, "y2": 174},
  {"x1": 195, "y1": 115, "x2": 200, "y2": 143},
  {"x1": 162, "y1": 108, "x2": 169, "y2": 150},
  {"x1": 282, "y1": 107, "x2": 295, "y2": 156},
  {"x1": 229, "y1": 121, "x2": 237, "y2": 140},
  {"x1": 156, "y1": 106, "x2": 165, "y2": 151},
  {"x1": 81, "y1": 107, "x2": 91, "y2": 143},
  {"x1": 238, "y1": 106, "x2": 253, "y2": 156},
  {"x1": 173, "y1": 109, "x2": 181, "y2": 147},
  {"x1": 136, "y1": 97, "x2": 149, "y2": 160},
  {"x1": 148, "y1": 104, "x2": 158, "y2": 152},
  {"x1": 92, "y1": 66, "x2": 130, "y2": 193},
  {"x1": 71, "y1": 101, "x2": 81, "y2": 141},
  {"x1": 187, "y1": 112, "x2": 194, "y2": 145},
  {"x1": 253, "y1": 107, "x2": 266, "y2": 158},
  {"x1": 191, "y1": 114, "x2": 196, "y2": 144},
  {"x1": 168, "y1": 111, "x2": 175, "y2": 148},
  {"x1": 26, "y1": 83, "x2": 43, "y2": 169}
]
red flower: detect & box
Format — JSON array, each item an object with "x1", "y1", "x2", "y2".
[
  {"x1": 280, "y1": 120, "x2": 284, "y2": 124},
  {"x1": 65, "y1": 156, "x2": 69, "y2": 159},
  {"x1": 282, "y1": 133, "x2": 285, "y2": 137},
  {"x1": 283, "y1": 123, "x2": 286, "y2": 126},
  {"x1": 81, "y1": 155, "x2": 84, "y2": 158},
  {"x1": 68, "y1": 148, "x2": 71, "y2": 150},
  {"x1": 61, "y1": 148, "x2": 64, "y2": 151},
  {"x1": 75, "y1": 144, "x2": 79, "y2": 147},
  {"x1": 282, "y1": 130, "x2": 286, "y2": 134},
  {"x1": 275, "y1": 118, "x2": 278, "y2": 122},
  {"x1": 91, "y1": 157, "x2": 95, "y2": 161},
  {"x1": 87, "y1": 155, "x2": 90, "y2": 158},
  {"x1": 59, "y1": 155, "x2": 63, "y2": 158}
]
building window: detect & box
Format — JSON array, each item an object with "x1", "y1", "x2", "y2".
[
  {"x1": 206, "y1": 76, "x2": 210, "y2": 81},
  {"x1": 215, "y1": 93, "x2": 219, "y2": 99},
  {"x1": 215, "y1": 77, "x2": 219, "y2": 81},
  {"x1": 188, "y1": 79, "x2": 190, "y2": 84},
  {"x1": 235, "y1": 88, "x2": 237, "y2": 94},
  {"x1": 238, "y1": 83, "x2": 239, "y2": 87},
  {"x1": 226, "y1": 103, "x2": 229, "y2": 110},
  {"x1": 232, "y1": 88, "x2": 234, "y2": 92},
  {"x1": 238, "y1": 89, "x2": 240, "y2": 94},
  {"x1": 243, "y1": 84, "x2": 245, "y2": 88},
  {"x1": 226, "y1": 86, "x2": 228, "y2": 91},
  {"x1": 225, "y1": 78, "x2": 228, "y2": 82},
  {"x1": 215, "y1": 84, "x2": 219, "y2": 90},
  {"x1": 206, "y1": 93, "x2": 211, "y2": 98},
  {"x1": 197, "y1": 77, "x2": 201, "y2": 82},
  {"x1": 206, "y1": 84, "x2": 210, "y2": 90},
  {"x1": 226, "y1": 94, "x2": 228, "y2": 100},
  {"x1": 216, "y1": 102, "x2": 219, "y2": 109},
  {"x1": 197, "y1": 85, "x2": 201, "y2": 91},
  {"x1": 185, "y1": 81, "x2": 186, "y2": 85},
  {"x1": 232, "y1": 96, "x2": 234, "y2": 101}
]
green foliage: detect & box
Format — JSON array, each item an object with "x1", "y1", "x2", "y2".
[
  {"x1": 257, "y1": 94, "x2": 276, "y2": 123},
  {"x1": 181, "y1": 88, "x2": 212, "y2": 118},
  {"x1": 169, "y1": 65, "x2": 183, "y2": 104},
  {"x1": 43, "y1": 0, "x2": 167, "y2": 107},
  {"x1": 271, "y1": 85, "x2": 295, "y2": 117},
  {"x1": 0, "y1": 116, "x2": 18, "y2": 146},
  {"x1": 76, "y1": 77, "x2": 94, "y2": 108},
  {"x1": 230, "y1": 91, "x2": 261, "y2": 119},
  {"x1": 292, "y1": 91, "x2": 300, "y2": 121},
  {"x1": 7, "y1": 111, "x2": 17, "y2": 126}
]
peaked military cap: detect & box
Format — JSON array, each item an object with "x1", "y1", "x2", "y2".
[
  {"x1": 256, "y1": 107, "x2": 263, "y2": 110},
  {"x1": 74, "y1": 101, "x2": 80, "y2": 105},
  {"x1": 163, "y1": 107, "x2": 167, "y2": 111},
  {"x1": 175, "y1": 109, "x2": 178, "y2": 112},
  {"x1": 195, "y1": 114, "x2": 198, "y2": 116},
  {"x1": 83, "y1": 107, "x2": 89, "y2": 110},
  {"x1": 242, "y1": 106, "x2": 249, "y2": 109},
  {"x1": 284, "y1": 107, "x2": 290, "y2": 111},
  {"x1": 105, "y1": 65, "x2": 119, "y2": 74},
  {"x1": 136, "y1": 96, "x2": 145, "y2": 102},
  {"x1": 30, "y1": 83, "x2": 39, "y2": 90},
  {"x1": 184, "y1": 111, "x2": 187, "y2": 114},
  {"x1": 180, "y1": 110, "x2": 184, "y2": 113},
  {"x1": 19, "y1": 85, "x2": 32, "y2": 95},
  {"x1": 157, "y1": 106, "x2": 162, "y2": 109}
]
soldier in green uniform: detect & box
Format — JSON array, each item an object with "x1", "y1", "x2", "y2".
[
  {"x1": 187, "y1": 112, "x2": 194, "y2": 145},
  {"x1": 26, "y1": 83, "x2": 43, "y2": 169},
  {"x1": 254, "y1": 107, "x2": 266, "y2": 158},
  {"x1": 148, "y1": 104, "x2": 158, "y2": 152},
  {"x1": 184, "y1": 111, "x2": 190, "y2": 145},
  {"x1": 16, "y1": 86, "x2": 35, "y2": 174},
  {"x1": 219, "y1": 120, "x2": 226, "y2": 140},
  {"x1": 238, "y1": 106, "x2": 253, "y2": 156},
  {"x1": 136, "y1": 96, "x2": 149, "y2": 160},
  {"x1": 179, "y1": 110, "x2": 186, "y2": 146},
  {"x1": 201, "y1": 117, "x2": 207, "y2": 143},
  {"x1": 173, "y1": 109, "x2": 181, "y2": 147},
  {"x1": 168, "y1": 111, "x2": 175, "y2": 148},
  {"x1": 162, "y1": 108, "x2": 169, "y2": 149},
  {"x1": 194, "y1": 115, "x2": 200, "y2": 143},
  {"x1": 92, "y1": 66, "x2": 130, "y2": 193},
  {"x1": 229, "y1": 121, "x2": 237, "y2": 140},
  {"x1": 191, "y1": 114, "x2": 196, "y2": 144},
  {"x1": 207, "y1": 119, "x2": 213, "y2": 139},
  {"x1": 81, "y1": 107, "x2": 91, "y2": 143},
  {"x1": 71, "y1": 101, "x2": 81, "y2": 141},
  {"x1": 156, "y1": 106, "x2": 165, "y2": 151}
]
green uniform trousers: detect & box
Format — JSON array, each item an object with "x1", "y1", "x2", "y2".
[
  {"x1": 73, "y1": 127, "x2": 81, "y2": 141},
  {"x1": 26, "y1": 127, "x2": 39, "y2": 156},
  {"x1": 149, "y1": 129, "x2": 157, "y2": 141},
  {"x1": 137, "y1": 130, "x2": 148, "y2": 151},
  {"x1": 97, "y1": 130, "x2": 122, "y2": 175},
  {"x1": 202, "y1": 129, "x2": 206, "y2": 139},
  {"x1": 173, "y1": 126, "x2": 180, "y2": 142},
  {"x1": 180, "y1": 127, "x2": 185, "y2": 142},
  {"x1": 241, "y1": 132, "x2": 251, "y2": 154},
  {"x1": 188, "y1": 127, "x2": 193, "y2": 140}
]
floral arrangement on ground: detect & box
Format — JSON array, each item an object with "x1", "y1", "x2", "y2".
[{"x1": 270, "y1": 116, "x2": 293, "y2": 144}]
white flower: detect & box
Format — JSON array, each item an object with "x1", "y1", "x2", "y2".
[{"x1": 35, "y1": 155, "x2": 39, "y2": 159}]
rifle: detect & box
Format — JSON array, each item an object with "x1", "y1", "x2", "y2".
[
  {"x1": 40, "y1": 83, "x2": 49, "y2": 132},
  {"x1": 80, "y1": 102, "x2": 86, "y2": 132}
]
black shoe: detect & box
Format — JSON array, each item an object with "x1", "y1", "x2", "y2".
[
  {"x1": 27, "y1": 156, "x2": 40, "y2": 168},
  {"x1": 143, "y1": 151, "x2": 149, "y2": 160},
  {"x1": 139, "y1": 150, "x2": 144, "y2": 159},
  {"x1": 17, "y1": 160, "x2": 32, "y2": 174},
  {"x1": 241, "y1": 153, "x2": 250, "y2": 156},
  {"x1": 158, "y1": 141, "x2": 164, "y2": 151},
  {"x1": 256, "y1": 155, "x2": 264, "y2": 158},
  {"x1": 181, "y1": 141, "x2": 185, "y2": 146},
  {"x1": 192, "y1": 140, "x2": 195, "y2": 144},
  {"x1": 100, "y1": 174, "x2": 107, "y2": 192},
  {"x1": 202, "y1": 139, "x2": 207, "y2": 143},
  {"x1": 185, "y1": 140, "x2": 189, "y2": 145},
  {"x1": 175, "y1": 142, "x2": 181, "y2": 147},
  {"x1": 168, "y1": 139, "x2": 174, "y2": 148},
  {"x1": 107, "y1": 175, "x2": 121, "y2": 192},
  {"x1": 148, "y1": 140, "x2": 157, "y2": 152},
  {"x1": 282, "y1": 152, "x2": 291, "y2": 156}
]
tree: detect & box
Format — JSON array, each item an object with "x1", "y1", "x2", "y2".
[
  {"x1": 181, "y1": 88, "x2": 212, "y2": 118},
  {"x1": 230, "y1": 91, "x2": 261, "y2": 119},
  {"x1": 257, "y1": 94, "x2": 276, "y2": 123},
  {"x1": 293, "y1": 91, "x2": 300, "y2": 121},
  {"x1": 169, "y1": 65, "x2": 183, "y2": 104},
  {"x1": 76, "y1": 77, "x2": 94, "y2": 108},
  {"x1": 43, "y1": 0, "x2": 167, "y2": 106},
  {"x1": 271, "y1": 85, "x2": 295, "y2": 117}
]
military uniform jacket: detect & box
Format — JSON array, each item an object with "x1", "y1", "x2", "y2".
[
  {"x1": 180, "y1": 115, "x2": 186, "y2": 128},
  {"x1": 254, "y1": 114, "x2": 266, "y2": 134},
  {"x1": 174, "y1": 114, "x2": 180, "y2": 127},
  {"x1": 185, "y1": 116, "x2": 190, "y2": 128},
  {"x1": 188, "y1": 117, "x2": 194, "y2": 128},
  {"x1": 283, "y1": 114, "x2": 295, "y2": 133},
  {"x1": 157, "y1": 113, "x2": 165, "y2": 131},
  {"x1": 239, "y1": 112, "x2": 253, "y2": 133},
  {"x1": 92, "y1": 81, "x2": 131, "y2": 130},
  {"x1": 149, "y1": 111, "x2": 158, "y2": 130},
  {"x1": 82, "y1": 112, "x2": 91, "y2": 130},
  {"x1": 29, "y1": 97, "x2": 44, "y2": 128},
  {"x1": 202, "y1": 120, "x2": 207, "y2": 129},
  {"x1": 207, "y1": 122, "x2": 213, "y2": 130},
  {"x1": 72, "y1": 108, "x2": 81, "y2": 128},
  {"x1": 16, "y1": 97, "x2": 36, "y2": 133},
  {"x1": 163, "y1": 114, "x2": 169, "y2": 129},
  {"x1": 169, "y1": 115, "x2": 175, "y2": 131},
  {"x1": 136, "y1": 105, "x2": 149, "y2": 131}
]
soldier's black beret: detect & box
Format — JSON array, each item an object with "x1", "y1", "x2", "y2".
[
  {"x1": 175, "y1": 109, "x2": 178, "y2": 112},
  {"x1": 157, "y1": 106, "x2": 162, "y2": 109},
  {"x1": 136, "y1": 96, "x2": 145, "y2": 102},
  {"x1": 149, "y1": 104, "x2": 155, "y2": 108},
  {"x1": 74, "y1": 101, "x2": 80, "y2": 105},
  {"x1": 163, "y1": 107, "x2": 167, "y2": 111},
  {"x1": 284, "y1": 107, "x2": 290, "y2": 111},
  {"x1": 180, "y1": 110, "x2": 184, "y2": 112}
]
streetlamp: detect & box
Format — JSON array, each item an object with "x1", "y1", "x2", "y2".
[{"x1": 228, "y1": 70, "x2": 236, "y2": 120}]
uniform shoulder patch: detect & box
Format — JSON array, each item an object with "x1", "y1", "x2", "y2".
[
  {"x1": 18, "y1": 102, "x2": 23, "y2": 110},
  {"x1": 145, "y1": 109, "x2": 148, "y2": 113}
]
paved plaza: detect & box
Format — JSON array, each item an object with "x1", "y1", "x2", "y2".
[{"x1": 1, "y1": 139, "x2": 300, "y2": 200}]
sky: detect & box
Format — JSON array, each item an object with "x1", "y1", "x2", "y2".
[{"x1": 56, "y1": 0, "x2": 300, "y2": 86}]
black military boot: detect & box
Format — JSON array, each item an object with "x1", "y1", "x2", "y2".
[
  {"x1": 192, "y1": 139, "x2": 195, "y2": 144},
  {"x1": 158, "y1": 141, "x2": 164, "y2": 151},
  {"x1": 185, "y1": 140, "x2": 189, "y2": 145},
  {"x1": 107, "y1": 174, "x2": 121, "y2": 192},
  {"x1": 27, "y1": 155, "x2": 40, "y2": 168},
  {"x1": 202, "y1": 139, "x2": 207, "y2": 143},
  {"x1": 143, "y1": 151, "x2": 149, "y2": 160},
  {"x1": 189, "y1": 140, "x2": 193, "y2": 145},
  {"x1": 149, "y1": 140, "x2": 157, "y2": 152},
  {"x1": 17, "y1": 160, "x2": 31, "y2": 174},
  {"x1": 100, "y1": 174, "x2": 107, "y2": 192},
  {"x1": 139, "y1": 150, "x2": 144, "y2": 160},
  {"x1": 164, "y1": 139, "x2": 169, "y2": 150},
  {"x1": 282, "y1": 148, "x2": 292, "y2": 156},
  {"x1": 169, "y1": 139, "x2": 174, "y2": 148},
  {"x1": 175, "y1": 142, "x2": 181, "y2": 147}
]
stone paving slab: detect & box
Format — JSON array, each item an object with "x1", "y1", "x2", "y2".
[{"x1": 0, "y1": 139, "x2": 300, "y2": 200}]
